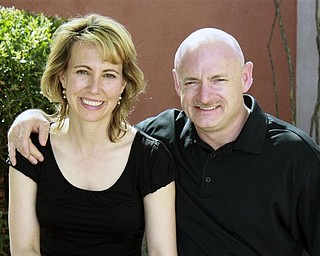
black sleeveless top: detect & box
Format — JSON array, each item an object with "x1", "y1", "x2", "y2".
[{"x1": 14, "y1": 130, "x2": 177, "y2": 256}]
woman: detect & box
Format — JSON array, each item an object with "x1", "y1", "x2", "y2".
[{"x1": 8, "y1": 14, "x2": 177, "y2": 256}]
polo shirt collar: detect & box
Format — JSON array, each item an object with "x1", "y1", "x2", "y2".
[
  {"x1": 177, "y1": 114, "x2": 197, "y2": 148},
  {"x1": 233, "y1": 94, "x2": 268, "y2": 154}
]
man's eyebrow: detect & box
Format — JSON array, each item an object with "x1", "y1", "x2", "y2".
[{"x1": 183, "y1": 76, "x2": 198, "y2": 81}]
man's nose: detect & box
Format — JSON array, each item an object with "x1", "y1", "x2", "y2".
[{"x1": 197, "y1": 81, "x2": 213, "y2": 103}]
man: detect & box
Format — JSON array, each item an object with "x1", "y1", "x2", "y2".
[{"x1": 8, "y1": 28, "x2": 320, "y2": 255}]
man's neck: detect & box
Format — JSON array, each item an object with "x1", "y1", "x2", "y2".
[{"x1": 196, "y1": 106, "x2": 250, "y2": 150}]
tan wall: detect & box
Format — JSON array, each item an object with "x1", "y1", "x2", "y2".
[{"x1": 0, "y1": 0, "x2": 297, "y2": 124}]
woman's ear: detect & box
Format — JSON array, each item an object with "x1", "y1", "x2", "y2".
[
  {"x1": 59, "y1": 71, "x2": 66, "y2": 88},
  {"x1": 121, "y1": 80, "x2": 127, "y2": 94},
  {"x1": 242, "y1": 61, "x2": 253, "y2": 93}
]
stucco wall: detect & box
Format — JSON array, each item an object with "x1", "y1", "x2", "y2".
[
  {"x1": 297, "y1": 0, "x2": 318, "y2": 135},
  {"x1": 0, "y1": 0, "x2": 297, "y2": 125}
]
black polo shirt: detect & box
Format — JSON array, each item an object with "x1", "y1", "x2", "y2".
[{"x1": 136, "y1": 94, "x2": 320, "y2": 256}]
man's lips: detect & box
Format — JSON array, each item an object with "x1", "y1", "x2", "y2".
[{"x1": 196, "y1": 104, "x2": 220, "y2": 110}]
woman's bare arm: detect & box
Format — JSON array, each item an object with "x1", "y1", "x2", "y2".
[
  {"x1": 9, "y1": 166, "x2": 40, "y2": 256},
  {"x1": 144, "y1": 181, "x2": 178, "y2": 256}
]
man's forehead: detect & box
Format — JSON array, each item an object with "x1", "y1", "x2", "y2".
[{"x1": 174, "y1": 28, "x2": 244, "y2": 69}]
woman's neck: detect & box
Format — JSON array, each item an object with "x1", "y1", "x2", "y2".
[{"x1": 51, "y1": 118, "x2": 122, "y2": 154}]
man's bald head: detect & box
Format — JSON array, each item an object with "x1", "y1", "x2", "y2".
[{"x1": 174, "y1": 28, "x2": 245, "y2": 71}]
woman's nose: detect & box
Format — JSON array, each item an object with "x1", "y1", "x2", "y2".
[{"x1": 88, "y1": 77, "x2": 100, "y2": 93}]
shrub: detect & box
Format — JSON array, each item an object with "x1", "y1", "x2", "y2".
[
  {"x1": 0, "y1": 6, "x2": 64, "y2": 255},
  {"x1": 0, "y1": 7, "x2": 151, "y2": 255}
]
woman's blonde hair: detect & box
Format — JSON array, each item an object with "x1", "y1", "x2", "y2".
[{"x1": 41, "y1": 14, "x2": 145, "y2": 141}]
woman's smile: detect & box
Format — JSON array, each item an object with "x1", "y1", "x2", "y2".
[{"x1": 80, "y1": 97, "x2": 105, "y2": 108}]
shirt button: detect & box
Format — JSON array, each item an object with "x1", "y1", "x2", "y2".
[
  {"x1": 205, "y1": 176, "x2": 212, "y2": 183},
  {"x1": 210, "y1": 153, "x2": 216, "y2": 158}
]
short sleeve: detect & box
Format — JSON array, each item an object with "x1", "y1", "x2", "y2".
[
  {"x1": 8, "y1": 133, "x2": 42, "y2": 182},
  {"x1": 138, "y1": 132, "x2": 178, "y2": 197}
]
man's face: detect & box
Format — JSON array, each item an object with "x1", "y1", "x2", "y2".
[{"x1": 174, "y1": 41, "x2": 250, "y2": 135}]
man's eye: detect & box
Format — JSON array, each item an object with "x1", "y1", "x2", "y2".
[
  {"x1": 211, "y1": 78, "x2": 228, "y2": 86},
  {"x1": 213, "y1": 78, "x2": 227, "y2": 83},
  {"x1": 184, "y1": 81, "x2": 198, "y2": 86}
]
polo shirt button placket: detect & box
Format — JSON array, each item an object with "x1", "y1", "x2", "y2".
[
  {"x1": 200, "y1": 152, "x2": 216, "y2": 197},
  {"x1": 206, "y1": 153, "x2": 215, "y2": 184}
]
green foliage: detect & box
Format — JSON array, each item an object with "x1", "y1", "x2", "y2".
[
  {"x1": 0, "y1": 209, "x2": 8, "y2": 256},
  {"x1": 0, "y1": 6, "x2": 65, "y2": 255}
]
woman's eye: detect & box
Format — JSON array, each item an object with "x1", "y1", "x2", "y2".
[
  {"x1": 76, "y1": 70, "x2": 88, "y2": 75},
  {"x1": 104, "y1": 73, "x2": 116, "y2": 79}
]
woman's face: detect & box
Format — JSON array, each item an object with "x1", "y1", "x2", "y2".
[{"x1": 59, "y1": 42, "x2": 126, "y2": 125}]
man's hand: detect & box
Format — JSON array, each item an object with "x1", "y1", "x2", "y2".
[{"x1": 7, "y1": 109, "x2": 51, "y2": 165}]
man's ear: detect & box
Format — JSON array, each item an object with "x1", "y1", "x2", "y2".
[
  {"x1": 242, "y1": 61, "x2": 254, "y2": 93},
  {"x1": 172, "y1": 69, "x2": 181, "y2": 96}
]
